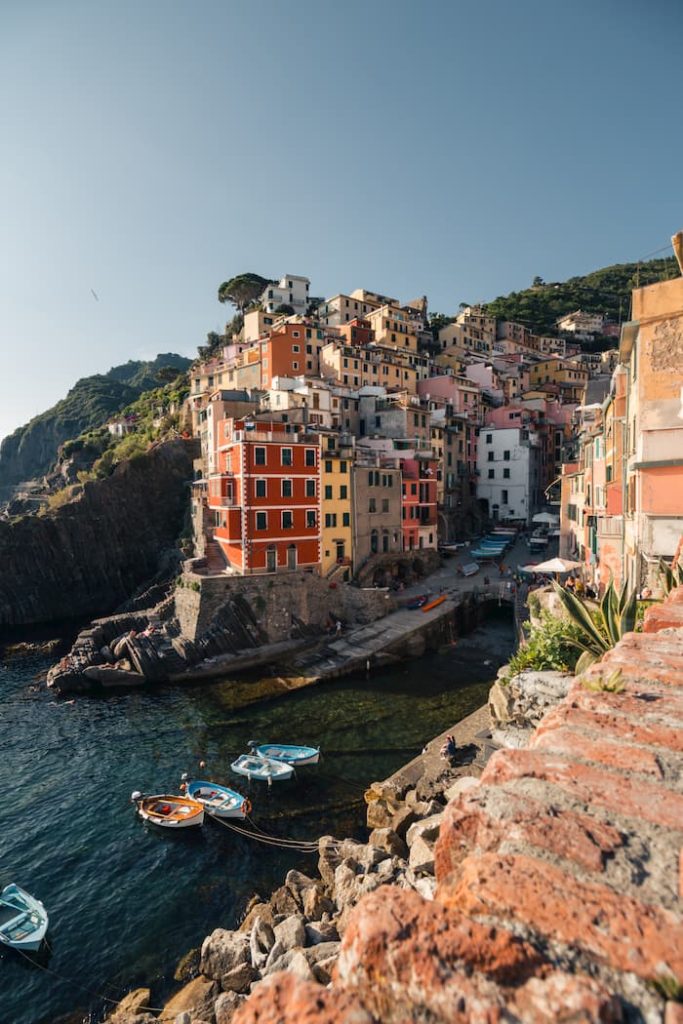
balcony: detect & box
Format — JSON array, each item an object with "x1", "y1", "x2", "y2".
[{"x1": 597, "y1": 515, "x2": 624, "y2": 539}]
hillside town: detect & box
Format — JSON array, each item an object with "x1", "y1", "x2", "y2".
[{"x1": 186, "y1": 266, "x2": 683, "y2": 595}]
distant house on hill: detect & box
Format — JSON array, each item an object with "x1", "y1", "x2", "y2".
[{"x1": 556, "y1": 310, "x2": 604, "y2": 337}]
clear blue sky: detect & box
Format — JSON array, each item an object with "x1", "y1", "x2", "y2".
[{"x1": 1, "y1": 0, "x2": 681, "y2": 442}]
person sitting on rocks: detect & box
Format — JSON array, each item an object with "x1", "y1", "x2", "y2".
[{"x1": 440, "y1": 734, "x2": 457, "y2": 762}]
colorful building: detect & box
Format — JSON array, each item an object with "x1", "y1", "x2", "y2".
[
  {"x1": 400, "y1": 454, "x2": 438, "y2": 550},
  {"x1": 208, "y1": 419, "x2": 321, "y2": 575},
  {"x1": 320, "y1": 435, "x2": 354, "y2": 577}
]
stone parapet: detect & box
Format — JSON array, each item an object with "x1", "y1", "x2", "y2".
[{"x1": 233, "y1": 589, "x2": 683, "y2": 1023}]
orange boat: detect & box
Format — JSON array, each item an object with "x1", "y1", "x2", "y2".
[
  {"x1": 132, "y1": 792, "x2": 205, "y2": 830},
  {"x1": 422, "y1": 595, "x2": 447, "y2": 613}
]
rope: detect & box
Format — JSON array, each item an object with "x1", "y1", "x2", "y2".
[
  {"x1": 207, "y1": 810, "x2": 321, "y2": 852},
  {"x1": 13, "y1": 947, "x2": 166, "y2": 1015}
]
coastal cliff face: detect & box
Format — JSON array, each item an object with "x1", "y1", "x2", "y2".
[{"x1": 0, "y1": 439, "x2": 197, "y2": 630}]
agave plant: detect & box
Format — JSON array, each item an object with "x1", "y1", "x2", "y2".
[
  {"x1": 551, "y1": 579, "x2": 638, "y2": 672},
  {"x1": 658, "y1": 557, "x2": 683, "y2": 595}
]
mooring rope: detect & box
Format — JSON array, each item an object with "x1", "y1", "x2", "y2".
[{"x1": 207, "y1": 811, "x2": 323, "y2": 852}]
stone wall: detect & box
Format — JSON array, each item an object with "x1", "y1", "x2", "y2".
[
  {"x1": 175, "y1": 570, "x2": 396, "y2": 641},
  {"x1": 0, "y1": 439, "x2": 197, "y2": 630},
  {"x1": 232, "y1": 588, "x2": 683, "y2": 1023}
]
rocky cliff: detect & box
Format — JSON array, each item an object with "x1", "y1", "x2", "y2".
[{"x1": 0, "y1": 439, "x2": 197, "y2": 630}]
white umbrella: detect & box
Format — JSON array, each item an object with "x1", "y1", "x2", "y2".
[
  {"x1": 532, "y1": 512, "x2": 560, "y2": 524},
  {"x1": 523, "y1": 557, "x2": 582, "y2": 574}
]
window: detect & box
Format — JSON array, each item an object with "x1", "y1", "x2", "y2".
[
  {"x1": 255, "y1": 479, "x2": 267, "y2": 498},
  {"x1": 340, "y1": 460, "x2": 347, "y2": 473},
  {"x1": 281, "y1": 448, "x2": 292, "y2": 466},
  {"x1": 342, "y1": 512, "x2": 350, "y2": 527},
  {"x1": 488, "y1": 469, "x2": 495, "y2": 479},
  {"x1": 282, "y1": 511, "x2": 293, "y2": 529},
  {"x1": 325, "y1": 460, "x2": 333, "y2": 472},
  {"x1": 282, "y1": 479, "x2": 292, "y2": 497},
  {"x1": 382, "y1": 498, "x2": 389, "y2": 512},
  {"x1": 411, "y1": 483, "x2": 417, "y2": 495},
  {"x1": 324, "y1": 485, "x2": 333, "y2": 499},
  {"x1": 306, "y1": 510, "x2": 316, "y2": 528},
  {"x1": 255, "y1": 447, "x2": 266, "y2": 466},
  {"x1": 369, "y1": 498, "x2": 376, "y2": 513},
  {"x1": 486, "y1": 434, "x2": 492, "y2": 444},
  {"x1": 503, "y1": 468, "x2": 510, "y2": 479},
  {"x1": 292, "y1": 344, "x2": 300, "y2": 352},
  {"x1": 256, "y1": 512, "x2": 267, "y2": 530},
  {"x1": 325, "y1": 513, "x2": 337, "y2": 528},
  {"x1": 292, "y1": 362, "x2": 299, "y2": 371},
  {"x1": 305, "y1": 479, "x2": 316, "y2": 497},
  {"x1": 504, "y1": 450, "x2": 510, "y2": 461},
  {"x1": 502, "y1": 490, "x2": 509, "y2": 504},
  {"x1": 340, "y1": 485, "x2": 348, "y2": 499},
  {"x1": 487, "y1": 451, "x2": 494, "y2": 462},
  {"x1": 305, "y1": 449, "x2": 316, "y2": 466}
]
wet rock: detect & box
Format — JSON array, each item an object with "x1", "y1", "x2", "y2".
[
  {"x1": 368, "y1": 827, "x2": 409, "y2": 860},
  {"x1": 200, "y1": 929, "x2": 250, "y2": 983},
  {"x1": 273, "y1": 914, "x2": 306, "y2": 952},
  {"x1": 174, "y1": 947, "x2": 201, "y2": 983},
  {"x1": 214, "y1": 991, "x2": 245, "y2": 1024},
  {"x1": 162, "y1": 976, "x2": 218, "y2": 1022},
  {"x1": 105, "y1": 988, "x2": 153, "y2": 1023}
]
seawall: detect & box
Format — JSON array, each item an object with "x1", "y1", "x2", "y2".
[{"x1": 0, "y1": 439, "x2": 197, "y2": 631}]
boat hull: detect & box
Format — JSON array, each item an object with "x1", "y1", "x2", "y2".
[
  {"x1": 185, "y1": 780, "x2": 248, "y2": 818},
  {"x1": 231, "y1": 755, "x2": 294, "y2": 782},
  {"x1": 254, "y1": 744, "x2": 320, "y2": 766},
  {"x1": 422, "y1": 595, "x2": 446, "y2": 612},
  {"x1": 0, "y1": 884, "x2": 48, "y2": 951},
  {"x1": 136, "y1": 794, "x2": 204, "y2": 829}
]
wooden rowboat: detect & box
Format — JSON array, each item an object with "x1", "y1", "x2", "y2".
[
  {"x1": 133, "y1": 793, "x2": 204, "y2": 829},
  {"x1": 0, "y1": 884, "x2": 48, "y2": 951}
]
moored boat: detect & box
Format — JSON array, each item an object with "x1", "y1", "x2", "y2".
[
  {"x1": 422, "y1": 595, "x2": 447, "y2": 612},
  {"x1": 182, "y1": 777, "x2": 250, "y2": 819},
  {"x1": 132, "y1": 792, "x2": 204, "y2": 829},
  {"x1": 252, "y1": 743, "x2": 320, "y2": 766},
  {"x1": 231, "y1": 754, "x2": 294, "y2": 783},
  {"x1": 0, "y1": 884, "x2": 48, "y2": 951}
]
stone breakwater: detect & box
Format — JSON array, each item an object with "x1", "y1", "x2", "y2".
[{"x1": 106, "y1": 587, "x2": 683, "y2": 1024}]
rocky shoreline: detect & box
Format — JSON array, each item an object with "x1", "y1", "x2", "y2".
[{"x1": 100, "y1": 700, "x2": 515, "y2": 1024}]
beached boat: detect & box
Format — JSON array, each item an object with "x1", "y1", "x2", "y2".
[
  {"x1": 460, "y1": 562, "x2": 479, "y2": 577},
  {"x1": 132, "y1": 792, "x2": 204, "y2": 829},
  {"x1": 0, "y1": 884, "x2": 48, "y2": 952},
  {"x1": 422, "y1": 595, "x2": 447, "y2": 612},
  {"x1": 231, "y1": 754, "x2": 294, "y2": 783},
  {"x1": 253, "y1": 743, "x2": 320, "y2": 766},
  {"x1": 406, "y1": 594, "x2": 429, "y2": 610},
  {"x1": 182, "y1": 778, "x2": 250, "y2": 819}
]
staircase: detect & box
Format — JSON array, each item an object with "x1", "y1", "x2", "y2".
[{"x1": 205, "y1": 539, "x2": 227, "y2": 575}]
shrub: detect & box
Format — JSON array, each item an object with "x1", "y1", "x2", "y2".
[{"x1": 506, "y1": 612, "x2": 584, "y2": 676}]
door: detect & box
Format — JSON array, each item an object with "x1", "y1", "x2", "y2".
[
  {"x1": 266, "y1": 547, "x2": 276, "y2": 572},
  {"x1": 287, "y1": 544, "x2": 297, "y2": 570},
  {"x1": 336, "y1": 542, "x2": 345, "y2": 563}
]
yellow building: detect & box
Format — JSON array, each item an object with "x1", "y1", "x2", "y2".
[
  {"x1": 319, "y1": 341, "x2": 418, "y2": 393},
  {"x1": 528, "y1": 357, "x2": 588, "y2": 389},
  {"x1": 366, "y1": 304, "x2": 418, "y2": 353},
  {"x1": 320, "y1": 435, "x2": 354, "y2": 577}
]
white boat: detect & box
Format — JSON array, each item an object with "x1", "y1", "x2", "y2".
[
  {"x1": 253, "y1": 743, "x2": 320, "y2": 766},
  {"x1": 0, "y1": 884, "x2": 48, "y2": 951},
  {"x1": 182, "y1": 777, "x2": 250, "y2": 819},
  {"x1": 132, "y1": 792, "x2": 204, "y2": 829},
  {"x1": 231, "y1": 754, "x2": 294, "y2": 784}
]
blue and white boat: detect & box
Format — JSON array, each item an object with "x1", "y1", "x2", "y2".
[
  {"x1": 0, "y1": 884, "x2": 48, "y2": 951},
  {"x1": 231, "y1": 754, "x2": 294, "y2": 784},
  {"x1": 182, "y1": 777, "x2": 250, "y2": 819},
  {"x1": 252, "y1": 742, "x2": 320, "y2": 766}
]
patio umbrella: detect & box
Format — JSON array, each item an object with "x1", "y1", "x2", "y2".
[
  {"x1": 532, "y1": 512, "x2": 560, "y2": 524},
  {"x1": 526, "y1": 557, "x2": 582, "y2": 574}
]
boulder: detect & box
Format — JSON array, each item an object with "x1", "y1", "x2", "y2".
[
  {"x1": 408, "y1": 835, "x2": 435, "y2": 875},
  {"x1": 219, "y1": 962, "x2": 256, "y2": 994},
  {"x1": 264, "y1": 947, "x2": 315, "y2": 981},
  {"x1": 443, "y1": 776, "x2": 479, "y2": 803},
  {"x1": 162, "y1": 976, "x2": 218, "y2": 1022},
  {"x1": 200, "y1": 929, "x2": 250, "y2": 983},
  {"x1": 106, "y1": 989, "x2": 153, "y2": 1023},
  {"x1": 304, "y1": 919, "x2": 339, "y2": 945},
  {"x1": 238, "y1": 901, "x2": 274, "y2": 934},
  {"x1": 249, "y1": 917, "x2": 274, "y2": 970},
  {"x1": 302, "y1": 883, "x2": 335, "y2": 921},
  {"x1": 269, "y1": 884, "x2": 301, "y2": 917},
  {"x1": 368, "y1": 827, "x2": 408, "y2": 860},
  {"x1": 174, "y1": 948, "x2": 201, "y2": 982},
  {"x1": 390, "y1": 805, "x2": 419, "y2": 838},
  {"x1": 214, "y1": 991, "x2": 245, "y2": 1024},
  {"x1": 273, "y1": 914, "x2": 306, "y2": 952},
  {"x1": 406, "y1": 812, "x2": 444, "y2": 848}
]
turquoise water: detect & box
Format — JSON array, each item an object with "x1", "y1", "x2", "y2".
[{"x1": 0, "y1": 611, "x2": 512, "y2": 1024}]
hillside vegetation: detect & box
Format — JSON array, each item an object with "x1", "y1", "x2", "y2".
[
  {"x1": 484, "y1": 256, "x2": 679, "y2": 336},
  {"x1": 0, "y1": 353, "x2": 191, "y2": 494}
]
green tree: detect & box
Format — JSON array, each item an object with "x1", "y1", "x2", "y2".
[{"x1": 217, "y1": 273, "x2": 272, "y2": 313}]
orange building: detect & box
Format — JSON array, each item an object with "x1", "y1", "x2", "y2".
[
  {"x1": 208, "y1": 419, "x2": 321, "y2": 574},
  {"x1": 259, "y1": 324, "x2": 311, "y2": 388},
  {"x1": 401, "y1": 454, "x2": 438, "y2": 551}
]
